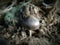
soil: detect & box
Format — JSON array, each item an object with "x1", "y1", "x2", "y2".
[{"x1": 0, "y1": 0, "x2": 60, "y2": 45}]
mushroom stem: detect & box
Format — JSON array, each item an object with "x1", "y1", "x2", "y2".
[{"x1": 29, "y1": 30, "x2": 34, "y2": 37}]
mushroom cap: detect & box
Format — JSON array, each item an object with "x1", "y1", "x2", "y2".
[{"x1": 23, "y1": 16, "x2": 40, "y2": 30}]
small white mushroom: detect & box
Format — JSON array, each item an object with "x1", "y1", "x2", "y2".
[{"x1": 23, "y1": 16, "x2": 40, "y2": 37}]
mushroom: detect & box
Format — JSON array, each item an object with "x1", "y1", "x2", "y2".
[{"x1": 23, "y1": 15, "x2": 40, "y2": 37}]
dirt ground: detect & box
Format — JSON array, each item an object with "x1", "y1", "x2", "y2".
[{"x1": 0, "y1": 0, "x2": 60, "y2": 45}]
